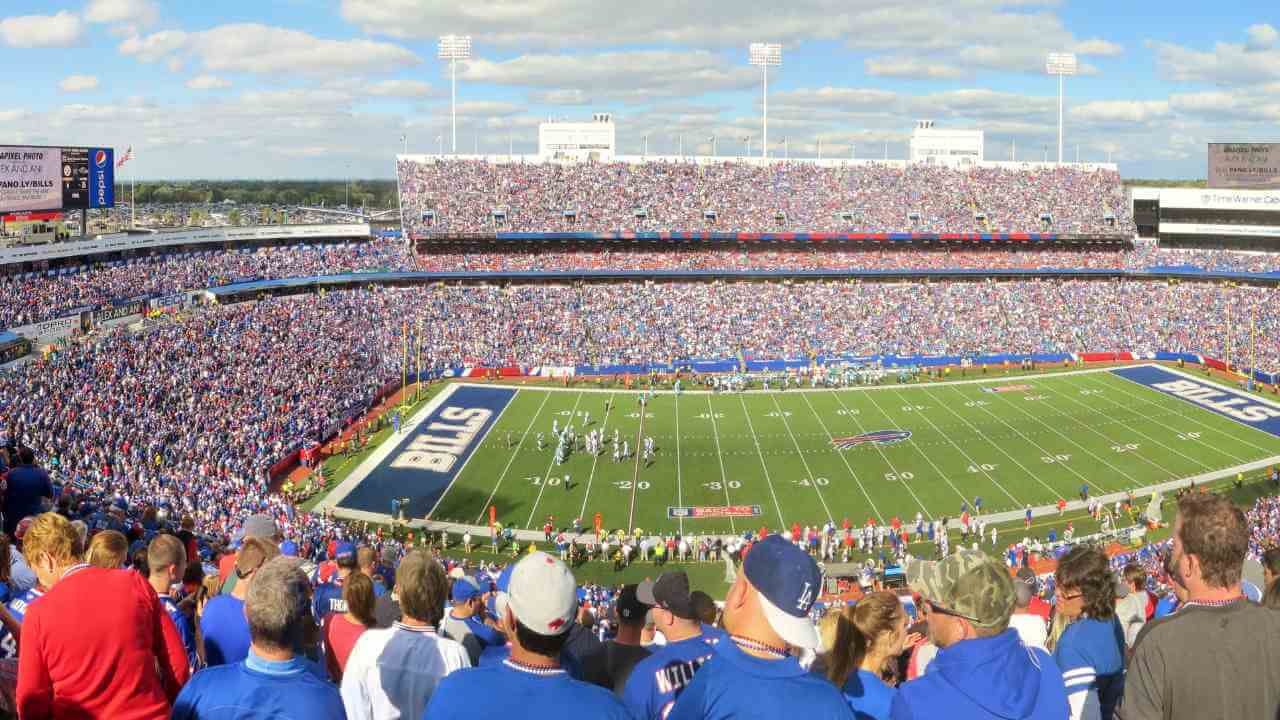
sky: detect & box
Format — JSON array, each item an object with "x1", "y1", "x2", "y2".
[{"x1": 0, "y1": 0, "x2": 1275, "y2": 180}]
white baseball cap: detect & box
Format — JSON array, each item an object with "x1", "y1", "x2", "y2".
[{"x1": 507, "y1": 551, "x2": 578, "y2": 636}]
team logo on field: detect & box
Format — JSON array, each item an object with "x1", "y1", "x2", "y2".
[{"x1": 831, "y1": 430, "x2": 911, "y2": 449}]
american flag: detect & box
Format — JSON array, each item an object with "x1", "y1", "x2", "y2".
[{"x1": 115, "y1": 146, "x2": 133, "y2": 168}]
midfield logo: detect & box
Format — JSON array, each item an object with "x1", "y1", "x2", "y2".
[{"x1": 831, "y1": 430, "x2": 911, "y2": 449}]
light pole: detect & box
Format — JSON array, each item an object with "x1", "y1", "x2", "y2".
[
  {"x1": 643, "y1": 134, "x2": 648, "y2": 156},
  {"x1": 748, "y1": 42, "x2": 781, "y2": 159},
  {"x1": 743, "y1": 136, "x2": 751, "y2": 157},
  {"x1": 709, "y1": 134, "x2": 717, "y2": 157},
  {"x1": 783, "y1": 136, "x2": 788, "y2": 160},
  {"x1": 817, "y1": 138, "x2": 822, "y2": 160},
  {"x1": 400, "y1": 134, "x2": 407, "y2": 155},
  {"x1": 1046, "y1": 52, "x2": 1077, "y2": 166},
  {"x1": 345, "y1": 162, "x2": 351, "y2": 208},
  {"x1": 436, "y1": 135, "x2": 443, "y2": 156},
  {"x1": 438, "y1": 35, "x2": 472, "y2": 154},
  {"x1": 678, "y1": 135, "x2": 683, "y2": 158},
  {"x1": 508, "y1": 127, "x2": 513, "y2": 158}
]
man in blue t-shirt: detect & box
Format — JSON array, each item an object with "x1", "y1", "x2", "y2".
[
  {"x1": 668, "y1": 535, "x2": 850, "y2": 720},
  {"x1": 201, "y1": 537, "x2": 278, "y2": 666},
  {"x1": 424, "y1": 552, "x2": 630, "y2": 719},
  {"x1": 174, "y1": 557, "x2": 342, "y2": 720},
  {"x1": 2, "y1": 448, "x2": 51, "y2": 536},
  {"x1": 622, "y1": 571, "x2": 717, "y2": 720}
]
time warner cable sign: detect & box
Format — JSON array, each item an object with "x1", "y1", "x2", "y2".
[{"x1": 0, "y1": 145, "x2": 114, "y2": 214}]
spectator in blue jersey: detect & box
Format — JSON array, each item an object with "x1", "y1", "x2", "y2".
[
  {"x1": 890, "y1": 550, "x2": 1068, "y2": 720},
  {"x1": 2, "y1": 448, "x2": 51, "y2": 536},
  {"x1": 424, "y1": 551, "x2": 631, "y2": 719},
  {"x1": 201, "y1": 536, "x2": 278, "y2": 667},
  {"x1": 313, "y1": 541, "x2": 357, "y2": 626},
  {"x1": 1051, "y1": 546, "x2": 1125, "y2": 720},
  {"x1": 668, "y1": 535, "x2": 850, "y2": 720},
  {"x1": 441, "y1": 574, "x2": 503, "y2": 666},
  {"x1": 173, "y1": 556, "x2": 342, "y2": 720},
  {"x1": 825, "y1": 591, "x2": 908, "y2": 720},
  {"x1": 148, "y1": 534, "x2": 199, "y2": 673},
  {"x1": 623, "y1": 570, "x2": 719, "y2": 719}
]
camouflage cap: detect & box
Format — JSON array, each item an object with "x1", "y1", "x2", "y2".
[{"x1": 906, "y1": 550, "x2": 1015, "y2": 630}]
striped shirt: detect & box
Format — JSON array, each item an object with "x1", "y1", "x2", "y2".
[
  {"x1": 1054, "y1": 617, "x2": 1125, "y2": 720},
  {"x1": 339, "y1": 622, "x2": 471, "y2": 720}
]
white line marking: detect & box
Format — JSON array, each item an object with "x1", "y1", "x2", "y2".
[
  {"x1": 797, "y1": 391, "x2": 882, "y2": 522},
  {"x1": 471, "y1": 391, "x2": 546, "y2": 523},
  {"x1": 769, "y1": 394, "x2": 834, "y2": 523},
  {"x1": 706, "y1": 395, "x2": 738, "y2": 533},
  {"x1": 674, "y1": 394, "x2": 684, "y2": 536},
  {"x1": 737, "y1": 394, "x2": 787, "y2": 529},
  {"x1": 526, "y1": 392, "x2": 584, "y2": 527}
]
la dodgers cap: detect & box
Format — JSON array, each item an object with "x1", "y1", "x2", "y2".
[
  {"x1": 506, "y1": 552, "x2": 577, "y2": 637},
  {"x1": 742, "y1": 535, "x2": 823, "y2": 649}
]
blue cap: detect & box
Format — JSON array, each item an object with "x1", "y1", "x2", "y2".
[
  {"x1": 742, "y1": 535, "x2": 823, "y2": 649},
  {"x1": 112, "y1": 496, "x2": 128, "y2": 511},
  {"x1": 452, "y1": 576, "x2": 483, "y2": 603},
  {"x1": 280, "y1": 540, "x2": 299, "y2": 557},
  {"x1": 334, "y1": 542, "x2": 356, "y2": 563}
]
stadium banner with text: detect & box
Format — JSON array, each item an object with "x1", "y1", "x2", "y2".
[
  {"x1": 1208, "y1": 143, "x2": 1280, "y2": 190},
  {"x1": 335, "y1": 385, "x2": 516, "y2": 518},
  {"x1": 0, "y1": 145, "x2": 114, "y2": 213},
  {"x1": 668, "y1": 504, "x2": 763, "y2": 519},
  {"x1": 1111, "y1": 365, "x2": 1280, "y2": 437}
]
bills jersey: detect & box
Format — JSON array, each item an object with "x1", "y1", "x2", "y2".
[{"x1": 0, "y1": 587, "x2": 45, "y2": 659}]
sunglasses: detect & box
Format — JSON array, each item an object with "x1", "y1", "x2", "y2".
[
  {"x1": 925, "y1": 599, "x2": 981, "y2": 623},
  {"x1": 1054, "y1": 587, "x2": 1083, "y2": 601}
]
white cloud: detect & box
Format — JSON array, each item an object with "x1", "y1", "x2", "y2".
[
  {"x1": 85, "y1": 0, "x2": 159, "y2": 29},
  {"x1": 1245, "y1": 23, "x2": 1278, "y2": 52},
  {"x1": 365, "y1": 79, "x2": 433, "y2": 98},
  {"x1": 58, "y1": 75, "x2": 100, "y2": 93},
  {"x1": 460, "y1": 50, "x2": 754, "y2": 104},
  {"x1": 0, "y1": 11, "x2": 84, "y2": 48},
  {"x1": 864, "y1": 57, "x2": 967, "y2": 80},
  {"x1": 1155, "y1": 25, "x2": 1280, "y2": 85},
  {"x1": 121, "y1": 24, "x2": 421, "y2": 77},
  {"x1": 185, "y1": 74, "x2": 232, "y2": 90},
  {"x1": 1070, "y1": 100, "x2": 1169, "y2": 124},
  {"x1": 342, "y1": 0, "x2": 1120, "y2": 77}
]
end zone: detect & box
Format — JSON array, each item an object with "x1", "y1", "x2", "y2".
[
  {"x1": 321, "y1": 384, "x2": 517, "y2": 523},
  {"x1": 1111, "y1": 364, "x2": 1280, "y2": 438}
]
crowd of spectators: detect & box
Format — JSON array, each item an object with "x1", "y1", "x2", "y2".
[{"x1": 397, "y1": 159, "x2": 1132, "y2": 236}]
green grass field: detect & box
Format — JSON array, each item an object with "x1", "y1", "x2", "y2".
[{"x1": 417, "y1": 366, "x2": 1280, "y2": 535}]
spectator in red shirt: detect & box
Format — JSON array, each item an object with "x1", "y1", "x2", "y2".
[
  {"x1": 16, "y1": 512, "x2": 189, "y2": 719},
  {"x1": 1015, "y1": 567, "x2": 1053, "y2": 622},
  {"x1": 324, "y1": 572, "x2": 376, "y2": 682}
]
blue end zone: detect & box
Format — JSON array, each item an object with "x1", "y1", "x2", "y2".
[
  {"x1": 1110, "y1": 365, "x2": 1280, "y2": 438},
  {"x1": 336, "y1": 385, "x2": 516, "y2": 518}
]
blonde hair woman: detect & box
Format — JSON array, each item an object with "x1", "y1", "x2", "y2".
[{"x1": 827, "y1": 591, "x2": 909, "y2": 720}]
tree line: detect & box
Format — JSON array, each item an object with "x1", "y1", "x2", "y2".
[{"x1": 111, "y1": 180, "x2": 400, "y2": 209}]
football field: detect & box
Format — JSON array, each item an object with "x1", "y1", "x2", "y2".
[{"x1": 324, "y1": 364, "x2": 1280, "y2": 536}]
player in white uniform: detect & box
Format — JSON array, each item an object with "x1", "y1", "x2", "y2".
[
  {"x1": 612, "y1": 445, "x2": 621, "y2": 463},
  {"x1": 583, "y1": 410, "x2": 590, "y2": 427},
  {"x1": 622, "y1": 440, "x2": 629, "y2": 459},
  {"x1": 536, "y1": 432, "x2": 545, "y2": 451},
  {"x1": 553, "y1": 419, "x2": 559, "y2": 436}
]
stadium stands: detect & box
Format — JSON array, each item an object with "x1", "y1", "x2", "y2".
[{"x1": 396, "y1": 159, "x2": 1133, "y2": 236}]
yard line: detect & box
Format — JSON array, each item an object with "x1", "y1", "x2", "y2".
[
  {"x1": 769, "y1": 394, "x2": 834, "y2": 523},
  {"x1": 1082, "y1": 370, "x2": 1279, "y2": 456},
  {"x1": 578, "y1": 392, "x2": 616, "y2": 521},
  {"x1": 525, "y1": 392, "x2": 584, "y2": 528},
  {"x1": 797, "y1": 392, "x2": 883, "y2": 522},
  {"x1": 705, "y1": 395, "x2": 738, "y2": 533},
  {"x1": 627, "y1": 398, "x2": 648, "y2": 532},
  {"x1": 941, "y1": 383, "x2": 1126, "y2": 496},
  {"x1": 737, "y1": 394, "x2": 787, "y2": 529},
  {"x1": 926, "y1": 385, "x2": 1070, "y2": 500},
  {"x1": 827, "y1": 390, "x2": 933, "y2": 520},
  {"x1": 860, "y1": 388, "x2": 972, "y2": 505},
  {"x1": 886, "y1": 387, "x2": 1022, "y2": 506},
  {"x1": 1030, "y1": 377, "x2": 1209, "y2": 475},
  {"x1": 472, "y1": 390, "x2": 542, "y2": 524},
  {"x1": 674, "y1": 394, "x2": 684, "y2": 536}
]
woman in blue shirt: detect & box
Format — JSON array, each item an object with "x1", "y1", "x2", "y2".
[
  {"x1": 826, "y1": 591, "x2": 908, "y2": 720},
  {"x1": 1052, "y1": 545, "x2": 1126, "y2": 720}
]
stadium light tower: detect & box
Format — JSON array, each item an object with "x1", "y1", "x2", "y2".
[
  {"x1": 438, "y1": 35, "x2": 472, "y2": 154},
  {"x1": 1046, "y1": 52, "x2": 1077, "y2": 165},
  {"x1": 748, "y1": 42, "x2": 781, "y2": 159}
]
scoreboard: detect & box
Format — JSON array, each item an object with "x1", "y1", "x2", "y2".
[{"x1": 0, "y1": 145, "x2": 114, "y2": 214}]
